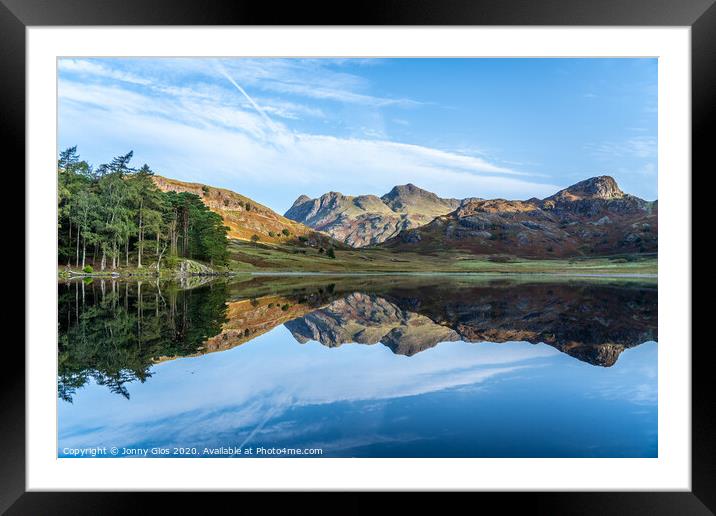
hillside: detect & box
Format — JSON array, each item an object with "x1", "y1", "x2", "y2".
[
  {"x1": 383, "y1": 176, "x2": 657, "y2": 258},
  {"x1": 284, "y1": 183, "x2": 466, "y2": 247},
  {"x1": 152, "y1": 176, "x2": 337, "y2": 248}
]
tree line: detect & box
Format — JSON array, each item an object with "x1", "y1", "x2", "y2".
[{"x1": 58, "y1": 147, "x2": 229, "y2": 271}]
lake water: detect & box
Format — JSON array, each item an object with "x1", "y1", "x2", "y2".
[{"x1": 58, "y1": 275, "x2": 657, "y2": 458}]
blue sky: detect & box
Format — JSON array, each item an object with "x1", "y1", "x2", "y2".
[{"x1": 58, "y1": 58, "x2": 657, "y2": 213}]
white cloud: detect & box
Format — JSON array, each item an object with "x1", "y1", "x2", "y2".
[
  {"x1": 60, "y1": 78, "x2": 273, "y2": 140},
  {"x1": 58, "y1": 59, "x2": 562, "y2": 210},
  {"x1": 59, "y1": 59, "x2": 152, "y2": 86},
  {"x1": 256, "y1": 79, "x2": 422, "y2": 107},
  {"x1": 256, "y1": 98, "x2": 326, "y2": 120},
  {"x1": 218, "y1": 58, "x2": 422, "y2": 108},
  {"x1": 60, "y1": 57, "x2": 422, "y2": 109},
  {"x1": 58, "y1": 334, "x2": 556, "y2": 451},
  {"x1": 61, "y1": 95, "x2": 562, "y2": 207}
]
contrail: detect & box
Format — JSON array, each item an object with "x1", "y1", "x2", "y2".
[
  {"x1": 215, "y1": 60, "x2": 281, "y2": 134},
  {"x1": 233, "y1": 393, "x2": 292, "y2": 457}
]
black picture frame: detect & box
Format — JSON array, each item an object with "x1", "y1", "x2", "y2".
[{"x1": 3, "y1": 0, "x2": 709, "y2": 512}]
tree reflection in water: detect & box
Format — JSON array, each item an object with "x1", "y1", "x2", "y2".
[
  {"x1": 58, "y1": 276, "x2": 657, "y2": 400},
  {"x1": 58, "y1": 278, "x2": 228, "y2": 401}
]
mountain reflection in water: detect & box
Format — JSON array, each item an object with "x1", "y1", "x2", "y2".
[
  {"x1": 58, "y1": 275, "x2": 658, "y2": 458},
  {"x1": 58, "y1": 275, "x2": 656, "y2": 401}
]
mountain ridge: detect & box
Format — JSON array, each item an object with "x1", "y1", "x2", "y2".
[
  {"x1": 284, "y1": 183, "x2": 467, "y2": 247},
  {"x1": 383, "y1": 175, "x2": 657, "y2": 257},
  {"x1": 283, "y1": 283, "x2": 656, "y2": 366},
  {"x1": 152, "y1": 174, "x2": 657, "y2": 259},
  {"x1": 284, "y1": 175, "x2": 657, "y2": 257}
]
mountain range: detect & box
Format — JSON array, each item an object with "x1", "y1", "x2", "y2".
[
  {"x1": 288, "y1": 176, "x2": 657, "y2": 256},
  {"x1": 284, "y1": 183, "x2": 469, "y2": 247},
  {"x1": 284, "y1": 282, "x2": 657, "y2": 366},
  {"x1": 189, "y1": 279, "x2": 657, "y2": 367},
  {"x1": 153, "y1": 174, "x2": 656, "y2": 259}
]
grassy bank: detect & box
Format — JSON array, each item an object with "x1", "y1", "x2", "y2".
[
  {"x1": 228, "y1": 240, "x2": 657, "y2": 275},
  {"x1": 57, "y1": 258, "x2": 230, "y2": 279},
  {"x1": 59, "y1": 241, "x2": 657, "y2": 278}
]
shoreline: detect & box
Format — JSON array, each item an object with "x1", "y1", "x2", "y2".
[
  {"x1": 246, "y1": 271, "x2": 657, "y2": 278},
  {"x1": 58, "y1": 270, "x2": 657, "y2": 280}
]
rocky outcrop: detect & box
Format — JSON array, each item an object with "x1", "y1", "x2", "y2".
[{"x1": 545, "y1": 175, "x2": 625, "y2": 202}]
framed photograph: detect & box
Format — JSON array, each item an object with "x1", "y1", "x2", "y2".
[{"x1": 5, "y1": 0, "x2": 709, "y2": 512}]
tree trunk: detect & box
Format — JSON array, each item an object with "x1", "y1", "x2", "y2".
[
  {"x1": 125, "y1": 238, "x2": 129, "y2": 267},
  {"x1": 101, "y1": 249, "x2": 106, "y2": 271},
  {"x1": 67, "y1": 221, "x2": 72, "y2": 267},
  {"x1": 156, "y1": 242, "x2": 167, "y2": 272},
  {"x1": 75, "y1": 222, "x2": 80, "y2": 268},
  {"x1": 183, "y1": 208, "x2": 189, "y2": 257},
  {"x1": 67, "y1": 221, "x2": 71, "y2": 267},
  {"x1": 137, "y1": 206, "x2": 143, "y2": 268},
  {"x1": 169, "y1": 214, "x2": 178, "y2": 257},
  {"x1": 137, "y1": 281, "x2": 143, "y2": 343},
  {"x1": 138, "y1": 228, "x2": 143, "y2": 268},
  {"x1": 81, "y1": 236, "x2": 86, "y2": 269}
]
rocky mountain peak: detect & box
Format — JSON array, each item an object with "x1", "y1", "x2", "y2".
[
  {"x1": 382, "y1": 183, "x2": 435, "y2": 203},
  {"x1": 284, "y1": 175, "x2": 653, "y2": 252},
  {"x1": 285, "y1": 183, "x2": 464, "y2": 247},
  {"x1": 319, "y1": 191, "x2": 348, "y2": 208},
  {"x1": 380, "y1": 184, "x2": 461, "y2": 216},
  {"x1": 290, "y1": 194, "x2": 311, "y2": 208},
  {"x1": 548, "y1": 176, "x2": 624, "y2": 202}
]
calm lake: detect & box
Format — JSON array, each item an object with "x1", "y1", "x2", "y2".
[{"x1": 58, "y1": 275, "x2": 658, "y2": 458}]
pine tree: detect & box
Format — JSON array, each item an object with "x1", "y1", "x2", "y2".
[{"x1": 57, "y1": 148, "x2": 229, "y2": 272}]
